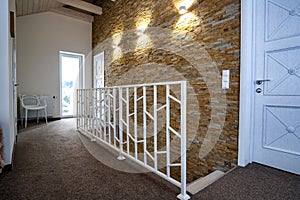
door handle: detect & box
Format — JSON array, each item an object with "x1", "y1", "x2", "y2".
[{"x1": 256, "y1": 79, "x2": 270, "y2": 85}]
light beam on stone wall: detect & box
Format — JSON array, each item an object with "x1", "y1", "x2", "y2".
[
  {"x1": 175, "y1": 12, "x2": 200, "y2": 32},
  {"x1": 135, "y1": 15, "x2": 153, "y2": 51},
  {"x1": 112, "y1": 32, "x2": 123, "y2": 60}
]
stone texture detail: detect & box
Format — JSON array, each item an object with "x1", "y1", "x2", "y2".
[{"x1": 93, "y1": 0, "x2": 240, "y2": 182}]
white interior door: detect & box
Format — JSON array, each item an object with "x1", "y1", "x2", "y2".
[{"x1": 253, "y1": 0, "x2": 300, "y2": 174}]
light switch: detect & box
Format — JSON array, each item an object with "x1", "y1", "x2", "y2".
[{"x1": 222, "y1": 70, "x2": 230, "y2": 89}]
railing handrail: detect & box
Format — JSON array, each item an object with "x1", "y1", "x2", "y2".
[{"x1": 77, "y1": 80, "x2": 187, "y2": 90}]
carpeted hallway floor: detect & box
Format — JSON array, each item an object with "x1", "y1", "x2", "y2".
[{"x1": 0, "y1": 119, "x2": 299, "y2": 200}]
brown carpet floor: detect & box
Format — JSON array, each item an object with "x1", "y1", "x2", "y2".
[{"x1": 0, "y1": 118, "x2": 299, "y2": 200}]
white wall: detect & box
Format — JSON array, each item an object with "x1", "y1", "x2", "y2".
[
  {"x1": 17, "y1": 12, "x2": 92, "y2": 117},
  {"x1": 0, "y1": 0, "x2": 16, "y2": 165}
]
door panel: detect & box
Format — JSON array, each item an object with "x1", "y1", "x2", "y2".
[
  {"x1": 266, "y1": 0, "x2": 300, "y2": 41},
  {"x1": 263, "y1": 105, "x2": 300, "y2": 155},
  {"x1": 265, "y1": 47, "x2": 300, "y2": 95},
  {"x1": 253, "y1": 0, "x2": 300, "y2": 174}
]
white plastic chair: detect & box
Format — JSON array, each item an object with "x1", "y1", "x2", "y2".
[{"x1": 20, "y1": 95, "x2": 48, "y2": 128}]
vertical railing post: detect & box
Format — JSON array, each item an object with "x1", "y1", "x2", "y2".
[
  {"x1": 80, "y1": 90, "x2": 82, "y2": 129},
  {"x1": 96, "y1": 89, "x2": 100, "y2": 138},
  {"x1": 107, "y1": 88, "x2": 111, "y2": 145},
  {"x1": 87, "y1": 90, "x2": 90, "y2": 133},
  {"x1": 126, "y1": 87, "x2": 130, "y2": 154},
  {"x1": 118, "y1": 87, "x2": 125, "y2": 160},
  {"x1": 79, "y1": 90, "x2": 83, "y2": 129},
  {"x1": 103, "y1": 88, "x2": 107, "y2": 142},
  {"x1": 94, "y1": 89, "x2": 97, "y2": 138},
  {"x1": 87, "y1": 89, "x2": 90, "y2": 133},
  {"x1": 166, "y1": 84, "x2": 170, "y2": 178},
  {"x1": 91, "y1": 89, "x2": 95, "y2": 138},
  {"x1": 153, "y1": 85, "x2": 158, "y2": 171},
  {"x1": 113, "y1": 88, "x2": 117, "y2": 148},
  {"x1": 76, "y1": 90, "x2": 78, "y2": 130},
  {"x1": 177, "y1": 81, "x2": 190, "y2": 200},
  {"x1": 143, "y1": 86, "x2": 147, "y2": 165},
  {"x1": 84, "y1": 90, "x2": 88, "y2": 132},
  {"x1": 99, "y1": 88, "x2": 103, "y2": 139},
  {"x1": 134, "y1": 87, "x2": 138, "y2": 159},
  {"x1": 85, "y1": 89, "x2": 88, "y2": 132}
]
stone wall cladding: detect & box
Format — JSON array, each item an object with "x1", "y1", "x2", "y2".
[{"x1": 93, "y1": 0, "x2": 240, "y2": 182}]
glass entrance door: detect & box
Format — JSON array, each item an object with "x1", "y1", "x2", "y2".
[{"x1": 60, "y1": 52, "x2": 83, "y2": 117}]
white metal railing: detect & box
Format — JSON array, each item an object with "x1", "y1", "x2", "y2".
[{"x1": 77, "y1": 81, "x2": 190, "y2": 200}]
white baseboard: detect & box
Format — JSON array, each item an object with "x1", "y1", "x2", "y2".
[{"x1": 187, "y1": 170, "x2": 225, "y2": 195}]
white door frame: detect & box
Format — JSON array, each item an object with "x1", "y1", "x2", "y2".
[
  {"x1": 238, "y1": 0, "x2": 256, "y2": 166},
  {"x1": 12, "y1": 38, "x2": 18, "y2": 139},
  {"x1": 93, "y1": 52, "x2": 104, "y2": 88},
  {"x1": 59, "y1": 51, "x2": 84, "y2": 117}
]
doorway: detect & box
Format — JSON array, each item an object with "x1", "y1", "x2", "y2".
[
  {"x1": 93, "y1": 52, "x2": 104, "y2": 88},
  {"x1": 59, "y1": 52, "x2": 83, "y2": 117},
  {"x1": 93, "y1": 52, "x2": 104, "y2": 120},
  {"x1": 239, "y1": 0, "x2": 300, "y2": 174}
]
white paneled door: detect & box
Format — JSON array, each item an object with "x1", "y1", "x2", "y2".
[{"x1": 253, "y1": 0, "x2": 300, "y2": 174}]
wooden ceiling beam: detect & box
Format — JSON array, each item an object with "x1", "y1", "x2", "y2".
[
  {"x1": 55, "y1": 0, "x2": 102, "y2": 15},
  {"x1": 50, "y1": 7, "x2": 94, "y2": 23}
]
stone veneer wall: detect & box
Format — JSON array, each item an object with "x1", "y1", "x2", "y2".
[{"x1": 92, "y1": 0, "x2": 240, "y2": 182}]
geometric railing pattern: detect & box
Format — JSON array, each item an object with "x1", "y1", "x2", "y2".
[{"x1": 77, "y1": 81, "x2": 189, "y2": 200}]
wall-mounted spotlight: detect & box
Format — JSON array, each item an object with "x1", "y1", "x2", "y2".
[{"x1": 179, "y1": 5, "x2": 187, "y2": 15}]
